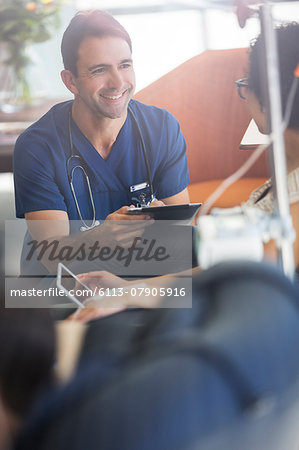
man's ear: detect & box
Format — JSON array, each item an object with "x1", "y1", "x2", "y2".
[{"x1": 60, "y1": 70, "x2": 78, "y2": 95}]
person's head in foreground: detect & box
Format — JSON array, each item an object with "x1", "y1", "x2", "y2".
[{"x1": 0, "y1": 240, "x2": 55, "y2": 450}]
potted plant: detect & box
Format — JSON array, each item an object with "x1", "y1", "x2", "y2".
[{"x1": 0, "y1": 0, "x2": 64, "y2": 110}]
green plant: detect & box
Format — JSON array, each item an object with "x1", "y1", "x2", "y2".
[{"x1": 0, "y1": 0, "x2": 64, "y2": 105}]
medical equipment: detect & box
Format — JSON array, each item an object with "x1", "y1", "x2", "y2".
[
  {"x1": 197, "y1": 1, "x2": 297, "y2": 279},
  {"x1": 66, "y1": 104, "x2": 156, "y2": 232}
]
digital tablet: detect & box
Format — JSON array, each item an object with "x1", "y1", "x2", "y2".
[
  {"x1": 57, "y1": 263, "x2": 92, "y2": 309},
  {"x1": 127, "y1": 203, "x2": 202, "y2": 221}
]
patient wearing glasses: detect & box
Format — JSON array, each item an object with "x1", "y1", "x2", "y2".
[
  {"x1": 69, "y1": 22, "x2": 299, "y2": 322},
  {"x1": 241, "y1": 23, "x2": 299, "y2": 268}
]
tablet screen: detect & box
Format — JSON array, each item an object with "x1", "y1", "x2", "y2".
[
  {"x1": 57, "y1": 263, "x2": 92, "y2": 308},
  {"x1": 127, "y1": 203, "x2": 202, "y2": 221}
]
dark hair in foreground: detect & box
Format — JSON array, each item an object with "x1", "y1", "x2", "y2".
[
  {"x1": 61, "y1": 9, "x2": 132, "y2": 77},
  {"x1": 0, "y1": 309, "x2": 55, "y2": 416},
  {"x1": 248, "y1": 22, "x2": 299, "y2": 130},
  {"x1": 0, "y1": 235, "x2": 55, "y2": 417}
]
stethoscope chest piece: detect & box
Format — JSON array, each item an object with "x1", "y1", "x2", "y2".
[{"x1": 80, "y1": 220, "x2": 100, "y2": 232}]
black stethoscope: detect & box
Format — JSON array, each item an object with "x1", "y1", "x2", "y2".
[{"x1": 66, "y1": 104, "x2": 156, "y2": 232}]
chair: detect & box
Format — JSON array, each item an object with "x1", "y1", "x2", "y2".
[{"x1": 134, "y1": 48, "x2": 269, "y2": 208}]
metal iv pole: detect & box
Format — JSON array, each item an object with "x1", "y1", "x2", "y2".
[{"x1": 258, "y1": 1, "x2": 295, "y2": 279}]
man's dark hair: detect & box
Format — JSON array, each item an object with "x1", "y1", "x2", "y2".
[
  {"x1": 61, "y1": 10, "x2": 132, "y2": 77},
  {"x1": 248, "y1": 22, "x2": 299, "y2": 130}
]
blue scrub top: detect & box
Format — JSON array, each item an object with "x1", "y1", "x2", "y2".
[{"x1": 14, "y1": 99, "x2": 189, "y2": 227}]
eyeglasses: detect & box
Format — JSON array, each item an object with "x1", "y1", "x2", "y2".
[{"x1": 235, "y1": 78, "x2": 249, "y2": 100}]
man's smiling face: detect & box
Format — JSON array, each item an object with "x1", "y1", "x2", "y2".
[{"x1": 73, "y1": 35, "x2": 136, "y2": 119}]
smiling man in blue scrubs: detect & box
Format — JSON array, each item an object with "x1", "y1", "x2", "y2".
[{"x1": 13, "y1": 10, "x2": 190, "y2": 275}]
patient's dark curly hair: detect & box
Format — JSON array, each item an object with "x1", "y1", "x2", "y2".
[{"x1": 248, "y1": 22, "x2": 299, "y2": 130}]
